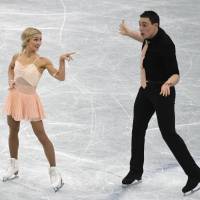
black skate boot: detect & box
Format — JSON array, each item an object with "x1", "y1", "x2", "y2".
[
  {"x1": 122, "y1": 171, "x2": 141, "y2": 185},
  {"x1": 182, "y1": 176, "x2": 200, "y2": 194}
]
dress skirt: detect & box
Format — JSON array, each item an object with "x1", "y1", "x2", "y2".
[{"x1": 4, "y1": 88, "x2": 45, "y2": 121}]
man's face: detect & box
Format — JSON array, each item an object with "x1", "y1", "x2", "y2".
[{"x1": 139, "y1": 17, "x2": 158, "y2": 39}]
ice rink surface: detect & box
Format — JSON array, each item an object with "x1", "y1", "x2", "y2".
[{"x1": 0, "y1": 0, "x2": 200, "y2": 199}]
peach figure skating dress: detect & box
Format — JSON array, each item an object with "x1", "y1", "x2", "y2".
[{"x1": 4, "y1": 56, "x2": 45, "y2": 121}]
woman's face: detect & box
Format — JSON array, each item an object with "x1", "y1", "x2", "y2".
[{"x1": 26, "y1": 34, "x2": 42, "y2": 52}]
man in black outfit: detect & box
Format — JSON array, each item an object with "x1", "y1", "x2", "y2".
[{"x1": 119, "y1": 11, "x2": 200, "y2": 194}]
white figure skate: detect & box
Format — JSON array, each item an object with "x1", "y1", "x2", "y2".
[
  {"x1": 49, "y1": 167, "x2": 64, "y2": 192},
  {"x1": 2, "y1": 158, "x2": 19, "y2": 182}
]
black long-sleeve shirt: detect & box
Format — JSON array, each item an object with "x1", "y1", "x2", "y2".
[{"x1": 142, "y1": 27, "x2": 179, "y2": 82}]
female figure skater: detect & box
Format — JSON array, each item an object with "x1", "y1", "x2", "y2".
[{"x1": 2, "y1": 27, "x2": 75, "y2": 192}]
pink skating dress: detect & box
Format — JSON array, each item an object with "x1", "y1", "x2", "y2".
[{"x1": 4, "y1": 57, "x2": 45, "y2": 121}]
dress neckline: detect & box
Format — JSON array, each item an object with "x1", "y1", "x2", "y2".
[{"x1": 15, "y1": 60, "x2": 42, "y2": 74}]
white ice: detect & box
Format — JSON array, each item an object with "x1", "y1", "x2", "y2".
[{"x1": 0, "y1": 0, "x2": 200, "y2": 199}]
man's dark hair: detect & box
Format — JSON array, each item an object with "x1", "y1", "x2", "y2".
[{"x1": 140, "y1": 11, "x2": 160, "y2": 26}]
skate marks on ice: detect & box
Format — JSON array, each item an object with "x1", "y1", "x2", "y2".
[
  {"x1": 112, "y1": 162, "x2": 200, "y2": 200},
  {"x1": 0, "y1": 168, "x2": 67, "y2": 200},
  {"x1": 0, "y1": 174, "x2": 47, "y2": 200}
]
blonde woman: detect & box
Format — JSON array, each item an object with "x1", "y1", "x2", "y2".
[{"x1": 3, "y1": 27, "x2": 75, "y2": 192}]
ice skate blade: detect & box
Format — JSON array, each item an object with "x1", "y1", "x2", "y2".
[
  {"x1": 53, "y1": 180, "x2": 64, "y2": 192},
  {"x1": 183, "y1": 186, "x2": 200, "y2": 196},
  {"x1": 122, "y1": 179, "x2": 142, "y2": 188},
  {"x1": 2, "y1": 174, "x2": 19, "y2": 182}
]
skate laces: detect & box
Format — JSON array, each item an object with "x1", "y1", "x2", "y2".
[
  {"x1": 7, "y1": 158, "x2": 18, "y2": 170},
  {"x1": 49, "y1": 167, "x2": 61, "y2": 185}
]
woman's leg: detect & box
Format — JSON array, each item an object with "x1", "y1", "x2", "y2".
[
  {"x1": 7, "y1": 115, "x2": 20, "y2": 159},
  {"x1": 2, "y1": 116, "x2": 20, "y2": 181},
  {"x1": 31, "y1": 120, "x2": 64, "y2": 191},
  {"x1": 31, "y1": 120, "x2": 56, "y2": 167}
]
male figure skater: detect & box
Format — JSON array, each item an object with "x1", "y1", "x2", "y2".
[{"x1": 119, "y1": 10, "x2": 200, "y2": 194}]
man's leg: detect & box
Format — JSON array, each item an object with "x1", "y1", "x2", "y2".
[
  {"x1": 155, "y1": 87, "x2": 200, "y2": 193},
  {"x1": 122, "y1": 87, "x2": 155, "y2": 184}
]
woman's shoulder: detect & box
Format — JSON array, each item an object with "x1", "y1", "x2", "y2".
[
  {"x1": 13, "y1": 53, "x2": 20, "y2": 59},
  {"x1": 37, "y1": 56, "x2": 52, "y2": 68},
  {"x1": 11, "y1": 53, "x2": 21, "y2": 63},
  {"x1": 39, "y1": 56, "x2": 49, "y2": 62},
  {"x1": 38, "y1": 56, "x2": 51, "y2": 63}
]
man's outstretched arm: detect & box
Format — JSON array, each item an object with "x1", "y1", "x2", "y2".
[{"x1": 119, "y1": 20, "x2": 144, "y2": 42}]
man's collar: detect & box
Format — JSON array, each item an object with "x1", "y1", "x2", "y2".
[{"x1": 146, "y1": 27, "x2": 163, "y2": 43}]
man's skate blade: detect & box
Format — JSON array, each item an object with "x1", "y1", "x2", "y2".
[
  {"x1": 53, "y1": 181, "x2": 64, "y2": 192},
  {"x1": 122, "y1": 179, "x2": 142, "y2": 188},
  {"x1": 2, "y1": 174, "x2": 19, "y2": 182},
  {"x1": 183, "y1": 185, "x2": 200, "y2": 196}
]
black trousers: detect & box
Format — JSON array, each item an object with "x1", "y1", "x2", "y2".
[{"x1": 130, "y1": 83, "x2": 199, "y2": 177}]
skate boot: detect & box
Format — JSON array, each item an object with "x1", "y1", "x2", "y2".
[
  {"x1": 122, "y1": 170, "x2": 141, "y2": 185},
  {"x1": 182, "y1": 176, "x2": 200, "y2": 194},
  {"x1": 2, "y1": 158, "x2": 19, "y2": 182},
  {"x1": 49, "y1": 167, "x2": 64, "y2": 192}
]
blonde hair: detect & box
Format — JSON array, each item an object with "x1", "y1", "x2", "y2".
[{"x1": 21, "y1": 27, "x2": 42, "y2": 51}]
